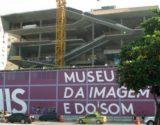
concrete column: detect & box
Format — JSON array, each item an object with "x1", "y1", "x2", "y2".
[
  {"x1": 91, "y1": 23, "x2": 95, "y2": 67},
  {"x1": 39, "y1": 19, "x2": 42, "y2": 40},
  {"x1": 120, "y1": 39, "x2": 123, "y2": 48},
  {"x1": 120, "y1": 18, "x2": 123, "y2": 25},
  {"x1": 143, "y1": 16, "x2": 146, "y2": 21},
  {"x1": 39, "y1": 33, "x2": 42, "y2": 41},
  {"x1": 20, "y1": 22, "x2": 23, "y2": 29},
  {"x1": 120, "y1": 18, "x2": 124, "y2": 47},
  {"x1": 38, "y1": 45, "x2": 41, "y2": 60},
  {"x1": 40, "y1": 19, "x2": 42, "y2": 27},
  {"x1": 19, "y1": 47, "x2": 21, "y2": 56}
]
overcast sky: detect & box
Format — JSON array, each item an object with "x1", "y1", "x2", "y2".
[{"x1": 0, "y1": 0, "x2": 160, "y2": 15}]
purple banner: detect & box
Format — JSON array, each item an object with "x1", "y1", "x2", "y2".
[
  {"x1": 0, "y1": 67, "x2": 156, "y2": 116},
  {"x1": 30, "y1": 71, "x2": 57, "y2": 84},
  {"x1": 5, "y1": 71, "x2": 29, "y2": 85},
  {"x1": 30, "y1": 86, "x2": 56, "y2": 99}
]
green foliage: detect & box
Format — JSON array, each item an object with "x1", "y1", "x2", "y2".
[
  {"x1": 118, "y1": 8, "x2": 160, "y2": 94},
  {"x1": 141, "y1": 9, "x2": 160, "y2": 34}
]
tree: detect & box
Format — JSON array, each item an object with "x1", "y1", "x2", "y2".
[{"x1": 118, "y1": 9, "x2": 160, "y2": 125}]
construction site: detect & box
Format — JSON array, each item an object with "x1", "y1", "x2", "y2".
[
  {"x1": 0, "y1": 2, "x2": 158, "y2": 70},
  {"x1": 0, "y1": 0, "x2": 159, "y2": 119}
]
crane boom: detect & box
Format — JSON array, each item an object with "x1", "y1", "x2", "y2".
[{"x1": 55, "y1": 0, "x2": 66, "y2": 67}]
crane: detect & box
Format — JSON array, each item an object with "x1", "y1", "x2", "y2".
[
  {"x1": 55, "y1": 0, "x2": 101, "y2": 67},
  {"x1": 55, "y1": 0, "x2": 66, "y2": 67}
]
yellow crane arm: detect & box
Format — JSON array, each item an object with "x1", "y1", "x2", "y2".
[{"x1": 55, "y1": 0, "x2": 66, "y2": 67}]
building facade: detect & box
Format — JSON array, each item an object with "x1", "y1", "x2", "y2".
[{"x1": 0, "y1": 5, "x2": 158, "y2": 69}]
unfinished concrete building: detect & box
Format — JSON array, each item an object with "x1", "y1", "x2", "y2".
[{"x1": 0, "y1": 5, "x2": 158, "y2": 69}]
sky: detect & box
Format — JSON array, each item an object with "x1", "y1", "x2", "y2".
[{"x1": 0, "y1": 0, "x2": 160, "y2": 15}]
